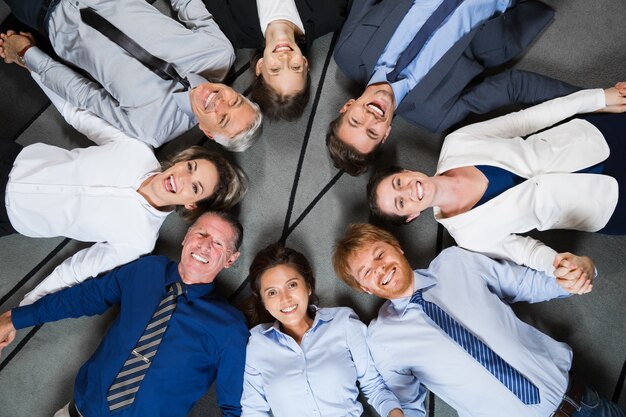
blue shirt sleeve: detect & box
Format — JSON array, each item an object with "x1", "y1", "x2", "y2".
[
  {"x1": 446, "y1": 247, "x2": 570, "y2": 304},
  {"x1": 215, "y1": 319, "x2": 249, "y2": 417},
  {"x1": 11, "y1": 260, "x2": 134, "y2": 330},
  {"x1": 345, "y1": 310, "x2": 402, "y2": 417}
]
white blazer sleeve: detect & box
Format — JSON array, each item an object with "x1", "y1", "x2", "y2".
[{"x1": 452, "y1": 89, "x2": 606, "y2": 139}]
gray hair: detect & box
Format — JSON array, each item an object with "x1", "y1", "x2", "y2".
[{"x1": 214, "y1": 98, "x2": 263, "y2": 152}]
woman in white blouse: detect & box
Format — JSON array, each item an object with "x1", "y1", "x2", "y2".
[
  {"x1": 1, "y1": 80, "x2": 247, "y2": 305},
  {"x1": 241, "y1": 243, "x2": 403, "y2": 417},
  {"x1": 367, "y1": 84, "x2": 626, "y2": 291}
]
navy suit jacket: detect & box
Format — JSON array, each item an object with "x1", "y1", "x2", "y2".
[
  {"x1": 334, "y1": 0, "x2": 557, "y2": 132},
  {"x1": 202, "y1": 0, "x2": 349, "y2": 53}
]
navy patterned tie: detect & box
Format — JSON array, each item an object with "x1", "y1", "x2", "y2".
[
  {"x1": 107, "y1": 282, "x2": 186, "y2": 412},
  {"x1": 387, "y1": 0, "x2": 465, "y2": 83},
  {"x1": 410, "y1": 290, "x2": 540, "y2": 404}
]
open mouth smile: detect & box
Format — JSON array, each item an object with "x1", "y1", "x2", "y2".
[
  {"x1": 164, "y1": 175, "x2": 177, "y2": 193},
  {"x1": 191, "y1": 253, "x2": 209, "y2": 264},
  {"x1": 416, "y1": 181, "x2": 423, "y2": 200},
  {"x1": 382, "y1": 268, "x2": 395, "y2": 286},
  {"x1": 366, "y1": 100, "x2": 386, "y2": 118},
  {"x1": 280, "y1": 304, "x2": 297, "y2": 313},
  {"x1": 273, "y1": 43, "x2": 294, "y2": 53}
]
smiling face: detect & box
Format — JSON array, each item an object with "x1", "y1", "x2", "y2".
[
  {"x1": 178, "y1": 213, "x2": 240, "y2": 284},
  {"x1": 375, "y1": 170, "x2": 435, "y2": 223},
  {"x1": 347, "y1": 241, "x2": 414, "y2": 300},
  {"x1": 260, "y1": 264, "x2": 313, "y2": 330},
  {"x1": 143, "y1": 159, "x2": 219, "y2": 210},
  {"x1": 256, "y1": 42, "x2": 309, "y2": 96},
  {"x1": 190, "y1": 82, "x2": 256, "y2": 139},
  {"x1": 336, "y1": 83, "x2": 395, "y2": 154}
]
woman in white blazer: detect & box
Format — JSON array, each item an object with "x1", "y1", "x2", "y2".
[
  {"x1": 366, "y1": 84, "x2": 626, "y2": 290},
  {"x1": 1, "y1": 77, "x2": 247, "y2": 305}
]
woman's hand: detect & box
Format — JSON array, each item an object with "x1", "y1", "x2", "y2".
[
  {"x1": 553, "y1": 252, "x2": 594, "y2": 295},
  {"x1": 388, "y1": 408, "x2": 404, "y2": 417},
  {"x1": 601, "y1": 82, "x2": 626, "y2": 113}
]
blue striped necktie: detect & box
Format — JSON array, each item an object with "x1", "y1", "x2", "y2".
[
  {"x1": 107, "y1": 282, "x2": 186, "y2": 412},
  {"x1": 410, "y1": 290, "x2": 540, "y2": 404}
]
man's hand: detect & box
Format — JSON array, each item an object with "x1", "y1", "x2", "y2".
[
  {"x1": 600, "y1": 82, "x2": 626, "y2": 113},
  {"x1": 0, "y1": 30, "x2": 36, "y2": 69},
  {"x1": 0, "y1": 311, "x2": 16, "y2": 358},
  {"x1": 553, "y1": 252, "x2": 594, "y2": 295}
]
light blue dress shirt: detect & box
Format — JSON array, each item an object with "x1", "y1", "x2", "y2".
[
  {"x1": 367, "y1": 247, "x2": 572, "y2": 417},
  {"x1": 241, "y1": 306, "x2": 401, "y2": 417},
  {"x1": 368, "y1": 0, "x2": 511, "y2": 105}
]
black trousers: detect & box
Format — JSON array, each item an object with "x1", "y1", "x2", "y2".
[
  {"x1": 580, "y1": 112, "x2": 626, "y2": 235},
  {"x1": 3, "y1": 0, "x2": 60, "y2": 34},
  {"x1": 0, "y1": 141, "x2": 22, "y2": 237}
]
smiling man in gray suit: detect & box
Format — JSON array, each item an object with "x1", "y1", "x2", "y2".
[{"x1": 326, "y1": 0, "x2": 579, "y2": 176}]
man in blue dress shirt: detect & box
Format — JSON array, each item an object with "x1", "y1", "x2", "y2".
[
  {"x1": 332, "y1": 223, "x2": 626, "y2": 417},
  {"x1": 326, "y1": 0, "x2": 580, "y2": 175},
  {"x1": 0, "y1": 211, "x2": 249, "y2": 417}
]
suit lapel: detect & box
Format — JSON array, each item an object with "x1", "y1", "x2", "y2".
[{"x1": 361, "y1": 0, "x2": 415, "y2": 73}]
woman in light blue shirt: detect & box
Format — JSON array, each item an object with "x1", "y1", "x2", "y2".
[{"x1": 241, "y1": 243, "x2": 403, "y2": 417}]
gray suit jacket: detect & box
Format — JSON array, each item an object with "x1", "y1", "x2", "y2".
[{"x1": 334, "y1": 0, "x2": 573, "y2": 133}]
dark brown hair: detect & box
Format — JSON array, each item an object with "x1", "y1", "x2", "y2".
[
  {"x1": 244, "y1": 243, "x2": 319, "y2": 327},
  {"x1": 326, "y1": 115, "x2": 382, "y2": 176},
  {"x1": 249, "y1": 50, "x2": 311, "y2": 121},
  {"x1": 161, "y1": 146, "x2": 248, "y2": 222},
  {"x1": 367, "y1": 166, "x2": 410, "y2": 225}
]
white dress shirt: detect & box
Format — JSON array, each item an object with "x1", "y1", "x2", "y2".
[
  {"x1": 368, "y1": 247, "x2": 572, "y2": 417},
  {"x1": 24, "y1": 0, "x2": 235, "y2": 146},
  {"x1": 256, "y1": 0, "x2": 305, "y2": 36},
  {"x1": 434, "y1": 89, "x2": 616, "y2": 275},
  {"x1": 241, "y1": 307, "x2": 401, "y2": 417},
  {"x1": 7, "y1": 76, "x2": 170, "y2": 305}
]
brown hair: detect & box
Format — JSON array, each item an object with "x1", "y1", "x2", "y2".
[
  {"x1": 326, "y1": 115, "x2": 382, "y2": 176},
  {"x1": 367, "y1": 166, "x2": 410, "y2": 225},
  {"x1": 332, "y1": 223, "x2": 401, "y2": 291},
  {"x1": 244, "y1": 243, "x2": 319, "y2": 328},
  {"x1": 161, "y1": 146, "x2": 248, "y2": 222}
]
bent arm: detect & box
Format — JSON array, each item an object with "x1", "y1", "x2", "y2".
[
  {"x1": 21, "y1": 242, "x2": 147, "y2": 306},
  {"x1": 31, "y1": 73, "x2": 139, "y2": 146},
  {"x1": 23, "y1": 47, "x2": 143, "y2": 139},
  {"x1": 240, "y1": 360, "x2": 272, "y2": 417},
  {"x1": 347, "y1": 312, "x2": 402, "y2": 417},
  {"x1": 216, "y1": 329, "x2": 248, "y2": 417},
  {"x1": 450, "y1": 82, "x2": 603, "y2": 138}
]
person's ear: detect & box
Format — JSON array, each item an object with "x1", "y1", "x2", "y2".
[
  {"x1": 406, "y1": 212, "x2": 420, "y2": 223},
  {"x1": 200, "y1": 126, "x2": 214, "y2": 139},
  {"x1": 223, "y1": 251, "x2": 240, "y2": 269},
  {"x1": 255, "y1": 58, "x2": 264, "y2": 76},
  {"x1": 184, "y1": 202, "x2": 198, "y2": 211},
  {"x1": 359, "y1": 285, "x2": 371, "y2": 295},
  {"x1": 339, "y1": 99, "x2": 356, "y2": 114},
  {"x1": 381, "y1": 125, "x2": 392, "y2": 144}
]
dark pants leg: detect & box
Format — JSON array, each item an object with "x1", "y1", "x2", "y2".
[
  {"x1": 579, "y1": 113, "x2": 626, "y2": 235},
  {"x1": 0, "y1": 141, "x2": 21, "y2": 237},
  {"x1": 2, "y1": 0, "x2": 47, "y2": 30}
]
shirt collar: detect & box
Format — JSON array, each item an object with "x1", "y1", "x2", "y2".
[
  {"x1": 164, "y1": 262, "x2": 215, "y2": 300},
  {"x1": 173, "y1": 73, "x2": 208, "y2": 119},
  {"x1": 390, "y1": 270, "x2": 437, "y2": 316},
  {"x1": 261, "y1": 305, "x2": 334, "y2": 336},
  {"x1": 368, "y1": 67, "x2": 401, "y2": 109}
]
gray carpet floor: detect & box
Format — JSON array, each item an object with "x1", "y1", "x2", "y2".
[{"x1": 0, "y1": 0, "x2": 625, "y2": 416}]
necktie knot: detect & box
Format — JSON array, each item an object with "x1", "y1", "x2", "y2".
[
  {"x1": 169, "y1": 282, "x2": 186, "y2": 297},
  {"x1": 409, "y1": 290, "x2": 424, "y2": 305}
]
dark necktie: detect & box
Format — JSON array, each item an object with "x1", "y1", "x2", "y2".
[
  {"x1": 410, "y1": 290, "x2": 540, "y2": 404},
  {"x1": 80, "y1": 7, "x2": 191, "y2": 90},
  {"x1": 386, "y1": 0, "x2": 465, "y2": 83},
  {"x1": 107, "y1": 282, "x2": 186, "y2": 412}
]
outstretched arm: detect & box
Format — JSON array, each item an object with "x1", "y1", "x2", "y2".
[{"x1": 0, "y1": 311, "x2": 16, "y2": 358}]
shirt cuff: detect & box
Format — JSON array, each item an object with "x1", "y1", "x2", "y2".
[
  {"x1": 23, "y1": 47, "x2": 51, "y2": 74},
  {"x1": 378, "y1": 398, "x2": 403, "y2": 417},
  {"x1": 10, "y1": 304, "x2": 38, "y2": 330}
]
